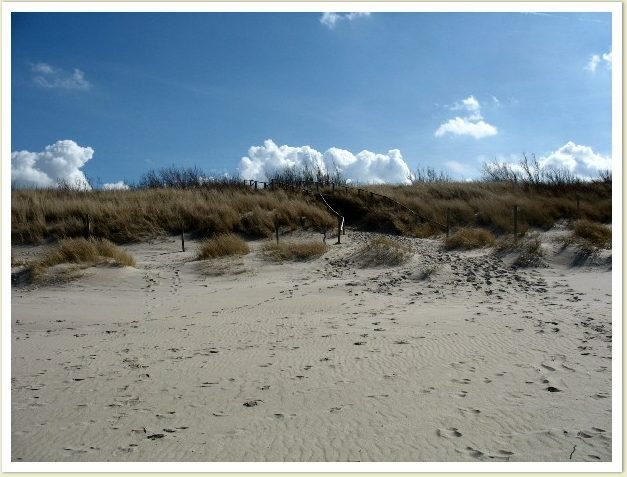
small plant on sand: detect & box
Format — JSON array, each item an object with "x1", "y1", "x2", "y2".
[
  {"x1": 496, "y1": 233, "x2": 546, "y2": 268},
  {"x1": 197, "y1": 234, "x2": 250, "y2": 260},
  {"x1": 556, "y1": 220, "x2": 611, "y2": 265},
  {"x1": 444, "y1": 227, "x2": 496, "y2": 250},
  {"x1": 352, "y1": 237, "x2": 412, "y2": 267},
  {"x1": 27, "y1": 238, "x2": 135, "y2": 282},
  {"x1": 261, "y1": 241, "x2": 328, "y2": 261},
  {"x1": 572, "y1": 220, "x2": 611, "y2": 249}
]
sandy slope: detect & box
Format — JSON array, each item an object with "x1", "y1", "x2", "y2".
[{"x1": 11, "y1": 230, "x2": 612, "y2": 462}]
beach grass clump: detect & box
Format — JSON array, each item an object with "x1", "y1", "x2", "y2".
[
  {"x1": 496, "y1": 233, "x2": 545, "y2": 268},
  {"x1": 261, "y1": 241, "x2": 328, "y2": 261},
  {"x1": 352, "y1": 237, "x2": 412, "y2": 267},
  {"x1": 572, "y1": 220, "x2": 611, "y2": 249},
  {"x1": 444, "y1": 227, "x2": 496, "y2": 250},
  {"x1": 30, "y1": 238, "x2": 135, "y2": 279},
  {"x1": 197, "y1": 234, "x2": 250, "y2": 260}
]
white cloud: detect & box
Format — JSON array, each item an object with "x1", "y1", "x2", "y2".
[
  {"x1": 482, "y1": 143, "x2": 611, "y2": 180},
  {"x1": 239, "y1": 139, "x2": 412, "y2": 185},
  {"x1": 436, "y1": 96, "x2": 497, "y2": 139},
  {"x1": 539, "y1": 141, "x2": 611, "y2": 175},
  {"x1": 11, "y1": 140, "x2": 94, "y2": 189},
  {"x1": 320, "y1": 12, "x2": 370, "y2": 28},
  {"x1": 586, "y1": 50, "x2": 611, "y2": 72},
  {"x1": 102, "y1": 181, "x2": 130, "y2": 190},
  {"x1": 31, "y1": 62, "x2": 91, "y2": 91},
  {"x1": 435, "y1": 117, "x2": 497, "y2": 139}
]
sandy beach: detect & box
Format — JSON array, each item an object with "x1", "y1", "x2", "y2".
[{"x1": 11, "y1": 229, "x2": 612, "y2": 462}]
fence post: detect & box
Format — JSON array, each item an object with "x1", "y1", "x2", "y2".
[
  {"x1": 513, "y1": 204, "x2": 518, "y2": 241},
  {"x1": 181, "y1": 223, "x2": 185, "y2": 252},
  {"x1": 85, "y1": 214, "x2": 92, "y2": 240},
  {"x1": 254, "y1": 181, "x2": 258, "y2": 190},
  {"x1": 275, "y1": 223, "x2": 279, "y2": 245},
  {"x1": 446, "y1": 208, "x2": 450, "y2": 238},
  {"x1": 576, "y1": 194, "x2": 581, "y2": 218},
  {"x1": 316, "y1": 182, "x2": 319, "y2": 191},
  {"x1": 336, "y1": 216, "x2": 341, "y2": 244}
]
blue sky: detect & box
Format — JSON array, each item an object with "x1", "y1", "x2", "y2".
[{"x1": 11, "y1": 11, "x2": 613, "y2": 187}]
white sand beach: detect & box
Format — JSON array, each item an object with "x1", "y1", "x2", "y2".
[{"x1": 11, "y1": 229, "x2": 612, "y2": 462}]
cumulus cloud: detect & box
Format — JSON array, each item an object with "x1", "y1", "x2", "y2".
[
  {"x1": 239, "y1": 139, "x2": 412, "y2": 185},
  {"x1": 539, "y1": 141, "x2": 611, "y2": 176},
  {"x1": 31, "y1": 62, "x2": 91, "y2": 91},
  {"x1": 482, "y1": 143, "x2": 611, "y2": 180},
  {"x1": 585, "y1": 50, "x2": 612, "y2": 72},
  {"x1": 435, "y1": 95, "x2": 497, "y2": 139},
  {"x1": 320, "y1": 12, "x2": 370, "y2": 28},
  {"x1": 102, "y1": 181, "x2": 130, "y2": 190},
  {"x1": 11, "y1": 140, "x2": 94, "y2": 189}
]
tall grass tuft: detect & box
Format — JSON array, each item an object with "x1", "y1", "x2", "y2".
[
  {"x1": 572, "y1": 220, "x2": 611, "y2": 249},
  {"x1": 444, "y1": 228, "x2": 496, "y2": 250},
  {"x1": 197, "y1": 234, "x2": 250, "y2": 260},
  {"x1": 30, "y1": 238, "x2": 135, "y2": 279},
  {"x1": 352, "y1": 237, "x2": 412, "y2": 267}
]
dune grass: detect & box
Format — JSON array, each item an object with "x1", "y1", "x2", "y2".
[
  {"x1": 352, "y1": 237, "x2": 412, "y2": 267},
  {"x1": 261, "y1": 241, "x2": 328, "y2": 261},
  {"x1": 444, "y1": 227, "x2": 496, "y2": 250},
  {"x1": 197, "y1": 234, "x2": 250, "y2": 260},
  {"x1": 12, "y1": 177, "x2": 611, "y2": 244},
  {"x1": 572, "y1": 219, "x2": 611, "y2": 249},
  {"x1": 495, "y1": 233, "x2": 545, "y2": 268},
  {"x1": 28, "y1": 238, "x2": 135, "y2": 280},
  {"x1": 11, "y1": 186, "x2": 337, "y2": 244}
]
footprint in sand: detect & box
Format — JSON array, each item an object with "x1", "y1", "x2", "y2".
[{"x1": 437, "y1": 427, "x2": 462, "y2": 438}]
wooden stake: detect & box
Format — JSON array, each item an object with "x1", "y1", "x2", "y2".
[
  {"x1": 446, "y1": 208, "x2": 450, "y2": 238},
  {"x1": 275, "y1": 224, "x2": 279, "y2": 244},
  {"x1": 181, "y1": 223, "x2": 185, "y2": 252},
  {"x1": 513, "y1": 204, "x2": 518, "y2": 241},
  {"x1": 336, "y1": 216, "x2": 341, "y2": 244}
]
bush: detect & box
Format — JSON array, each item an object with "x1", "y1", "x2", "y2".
[
  {"x1": 261, "y1": 241, "x2": 328, "y2": 261},
  {"x1": 197, "y1": 234, "x2": 250, "y2": 260},
  {"x1": 444, "y1": 228, "x2": 496, "y2": 250},
  {"x1": 352, "y1": 237, "x2": 412, "y2": 267}
]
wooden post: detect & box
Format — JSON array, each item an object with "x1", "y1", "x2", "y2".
[
  {"x1": 513, "y1": 204, "x2": 518, "y2": 241},
  {"x1": 181, "y1": 223, "x2": 185, "y2": 252},
  {"x1": 576, "y1": 195, "x2": 581, "y2": 217},
  {"x1": 336, "y1": 216, "x2": 341, "y2": 244},
  {"x1": 85, "y1": 214, "x2": 92, "y2": 240},
  {"x1": 446, "y1": 208, "x2": 450, "y2": 238},
  {"x1": 270, "y1": 179, "x2": 274, "y2": 190},
  {"x1": 254, "y1": 181, "x2": 258, "y2": 190},
  {"x1": 316, "y1": 182, "x2": 319, "y2": 191},
  {"x1": 275, "y1": 223, "x2": 279, "y2": 245},
  {"x1": 357, "y1": 188, "x2": 361, "y2": 197}
]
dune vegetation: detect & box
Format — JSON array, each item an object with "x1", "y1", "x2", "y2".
[{"x1": 11, "y1": 165, "x2": 611, "y2": 246}]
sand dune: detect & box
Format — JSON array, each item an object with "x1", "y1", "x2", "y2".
[{"x1": 11, "y1": 229, "x2": 612, "y2": 462}]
